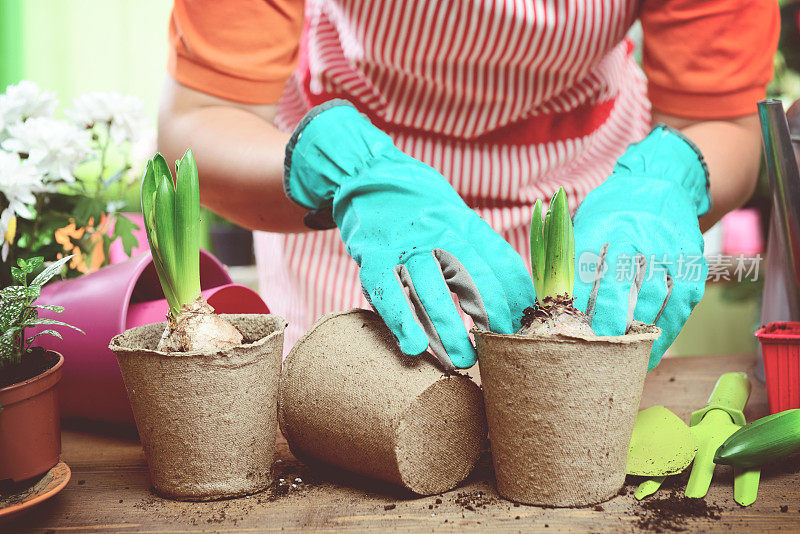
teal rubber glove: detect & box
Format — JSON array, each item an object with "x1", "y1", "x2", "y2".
[
  {"x1": 284, "y1": 100, "x2": 535, "y2": 370},
  {"x1": 572, "y1": 125, "x2": 710, "y2": 370}
]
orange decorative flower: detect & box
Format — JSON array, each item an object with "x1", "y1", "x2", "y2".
[{"x1": 55, "y1": 215, "x2": 109, "y2": 274}]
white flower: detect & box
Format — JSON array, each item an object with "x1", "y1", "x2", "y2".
[
  {"x1": 2, "y1": 118, "x2": 91, "y2": 183},
  {"x1": 0, "y1": 81, "x2": 57, "y2": 132},
  {"x1": 0, "y1": 151, "x2": 42, "y2": 222},
  {"x1": 66, "y1": 92, "x2": 148, "y2": 144}
]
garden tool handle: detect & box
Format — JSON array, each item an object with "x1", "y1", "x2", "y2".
[{"x1": 690, "y1": 372, "x2": 751, "y2": 426}]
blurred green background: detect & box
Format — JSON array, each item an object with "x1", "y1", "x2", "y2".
[{"x1": 0, "y1": 0, "x2": 171, "y2": 119}]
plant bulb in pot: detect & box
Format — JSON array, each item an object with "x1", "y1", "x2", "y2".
[
  {"x1": 141, "y1": 150, "x2": 242, "y2": 352},
  {"x1": 520, "y1": 187, "x2": 594, "y2": 338}
]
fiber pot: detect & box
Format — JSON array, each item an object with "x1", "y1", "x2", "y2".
[
  {"x1": 109, "y1": 314, "x2": 285, "y2": 501},
  {"x1": 279, "y1": 309, "x2": 487, "y2": 495},
  {"x1": 0, "y1": 350, "x2": 63, "y2": 483},
  {"x1": 37, "y1": 249, "x2": 268, "y2": 425},
  {"x1": 756, "y1": 322, "x2": 800, "y2": 413},
  {"x1": 474, "y1": 323, "x2": 660, "y2": 507}
]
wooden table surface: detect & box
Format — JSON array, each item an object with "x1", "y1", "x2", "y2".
[{"x1": 5, "y1": 353, "x2": 800, "y2": 533}]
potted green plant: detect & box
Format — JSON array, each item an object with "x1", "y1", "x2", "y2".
[
  {"x1": 0, "y1": 255, "x2": 83, "y2": 482},
  {"x1": 108, "y1": 150, "x2": 286, "y2": 501},
  {"x1": 473, "y1": 187, "x2": 660, "y2": 507}
]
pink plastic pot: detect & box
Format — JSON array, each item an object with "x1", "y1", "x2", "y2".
[{"x1": 36, "y1": 250, "x2": 269, "y2": 425}]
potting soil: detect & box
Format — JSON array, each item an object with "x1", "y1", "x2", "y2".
[{"x1": 0, "y1": 348, "x2": 56, "y2": 389}]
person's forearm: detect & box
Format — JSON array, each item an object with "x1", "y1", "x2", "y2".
[
  {"x1": 158, "y1": 77, "x2": 309, "y2": 233},
  {"x1": 652, "y1": 111, "x2": 762, "y2": 232}
]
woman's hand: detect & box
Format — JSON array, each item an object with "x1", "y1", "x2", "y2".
[
  {"x1": 284, "y1": 101, "x2": 535, "y2": 370},
  {"x1": 572, "y1": 125, "x2": 710, "y2": 370}
]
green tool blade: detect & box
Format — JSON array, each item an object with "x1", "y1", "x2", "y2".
[{"x1": 628, "y1": 406, "x2": 698, "y2": 476}]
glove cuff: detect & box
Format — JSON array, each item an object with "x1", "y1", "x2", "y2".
[
  {"x1": 614, "y1": 124, "x2": 712, "y2": 217},
  {"x1": 283, "y1": 99, "x2": 395, "y2": 220}
]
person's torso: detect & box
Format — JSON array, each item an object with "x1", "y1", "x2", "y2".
[
  {"x1": 262, "y1": 0, "x2": 652, "y2": 346},
  {"x1": 275, "y1": 0, "x2": 649, "y2": 221}
]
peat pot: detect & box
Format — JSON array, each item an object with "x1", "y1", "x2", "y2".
[
  {"x1": 37, "y1": 249, "x2": 268, "y2": 425},
  {"x1": 0, "y1": 350, "x2": 63, "y2": 483},
  {"x1": 474, "y1": 323, "x2": 660, "y2": 507},
  {"x1": 279, "y1": 309, "x2": 487, "y2": 495},
  {"x1": 109, "y1": 314, "x2": 286, "y2": 501}
]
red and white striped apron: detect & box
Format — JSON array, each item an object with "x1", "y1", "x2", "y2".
[{"x1": 256, "y1": 0, "x2": 651, "y2": 350}]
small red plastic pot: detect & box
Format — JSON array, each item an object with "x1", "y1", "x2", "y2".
[
  {"x1": 755, "y1": 322, "x2": 800, "y2": 413},
  {"x1": 0, "y1": 351, "x2": 63, "y2": 483}
]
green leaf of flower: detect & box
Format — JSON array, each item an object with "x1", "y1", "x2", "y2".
[
  {"x1": 112, "y1": 213, "x2": 140, "y2": 257},
  {"x1": 30, "y1": 255, "x2": 74, "y2": 288},
  {"x1": 20, "y1": 318, "x2": 84, "y2": 334},
  {"x1": 10, "y1": 267, "x2": 26, "y2": 285}
]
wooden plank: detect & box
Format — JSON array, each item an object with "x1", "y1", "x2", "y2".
[{"x1": 5, "y1": 354, "x2": 800, "y2": 533}]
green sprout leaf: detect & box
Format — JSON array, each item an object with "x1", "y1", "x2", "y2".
[
  {"x1": 140, "y1": 150, "x2": 202, "y2": 319},
  {"x1": 174, "y1": 149, "x2": 201, "y2": 308},
  {"x1": 530, "y1": 199, "x2": 545, "y2": 298},
  {"x1": 530, "y1": 186, "x2": 575, "y2": 303},
  {"x1": 154, "y1": 167, "x2": 179, "y2": 316}
]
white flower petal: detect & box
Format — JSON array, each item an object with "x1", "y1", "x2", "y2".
[
  {"x1": 66, "y1": 91, "x2": 148, "y2": 143},
  {"x1": 3, "y1": 117, "x2": 91, "y2": 183},
  {"x1": 0, "y1": 81, "x2": 57, "y2": 130}
]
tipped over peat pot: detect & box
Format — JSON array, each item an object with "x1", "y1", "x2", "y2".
[
  {"x1": 474, "y1": 322, "x2": 660, "y2": 507},
  {"x1": 109, "y1": 314, "x2": 285, "y2": 501},
  {"x1": 0, "y1": 350, "x2": 63, "y2": 483},
  {"x1": 279, "y1": 309, "x2": 487, "y2": 495}
]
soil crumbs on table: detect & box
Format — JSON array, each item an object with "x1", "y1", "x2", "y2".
[
  {"x1": 454, "y1": 490, "x2": 499, "y2": 512},
  {"x1": 132, "y1": 458, "x2": 319, "y2": 526},
  {"x1": 633, "y1": 489, "x2": 723, "y2": 533}
]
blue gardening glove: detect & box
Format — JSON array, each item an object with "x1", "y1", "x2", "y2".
[
  {"x1": 572, "y1": 125, "x2": 710, "y2": 370},
  {"x1": 284, "y1": 100, "x2": 535, "y2": 370}
]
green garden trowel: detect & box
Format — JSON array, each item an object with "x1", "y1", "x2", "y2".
[
  {"x1": 633, "y1": 372, "x2": 761, "y2": 506},
  {"x1": 628, "y1": 406, "x2": 698, "y2": 477}
]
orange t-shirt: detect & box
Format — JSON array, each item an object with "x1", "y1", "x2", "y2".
[
  {"x1": 167, "y1": 0, "x2": 778, "y2": 118},
  {"x1": 168, "y1": 0, "x2": 305, "y2": 104}
]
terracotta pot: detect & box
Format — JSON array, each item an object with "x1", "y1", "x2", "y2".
[
  {"x1": 279, "y1": 309, "x2": 487, "y2": 495},
  {"x1": 109, "y1": 314, "x2": 285, "y2": 501},
  {"x1": 474, "y1": 323, "x2": 660, "y2": 507},
  {"x1": 0, "y1": 350, "x2": 63, "y2": 483}
]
